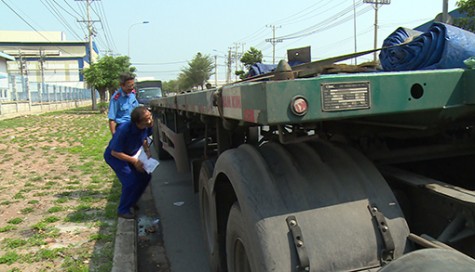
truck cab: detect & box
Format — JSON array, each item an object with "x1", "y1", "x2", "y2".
[{"x1": 135, "y1": 80, "x2": 163, "y2": 108}]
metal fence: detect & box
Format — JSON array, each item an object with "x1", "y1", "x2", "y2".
[{"x1": 0, "y1": 74, "x2": 93, "y2": 103}]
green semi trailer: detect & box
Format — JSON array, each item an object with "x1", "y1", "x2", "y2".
[{"x1": 150, "y1": 60, "x2": 475, "y2": 271}]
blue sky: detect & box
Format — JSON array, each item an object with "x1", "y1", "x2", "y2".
[{"x1": 1, "y1": 0, "x2": 459, "y2": 81}]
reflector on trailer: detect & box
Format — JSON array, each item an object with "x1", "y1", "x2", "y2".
[{"x1": 290, "y1": 96, "x2": 308, "y2": 116}]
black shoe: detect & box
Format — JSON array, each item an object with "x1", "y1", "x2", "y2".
[
  {"x1": 118, "y1": 213, "x2": 135, "y2": 220},
  {"x1": 133, "y1": 204, "x2": 140, "y2": 210}
]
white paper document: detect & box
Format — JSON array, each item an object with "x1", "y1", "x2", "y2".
[{"x1": 133, "y1": 146, "x2": 160, "y2": 174}]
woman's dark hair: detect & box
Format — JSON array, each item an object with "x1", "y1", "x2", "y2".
[
  {"x1": 119, "y1": 72, "x2": 135, "y2": 85},
  {"x1": 131, "y1": 106, "x2": 149, "y2": 124}
]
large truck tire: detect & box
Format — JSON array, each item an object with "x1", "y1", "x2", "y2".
[
  {"x1": 226, "y1": 203, "x2": 253, "y2": 272},
  {"x1": 211, "y1": 141, "x2": 410, "y2": 271},
  {"x1": 198, "y1": 159, "x2": 223, "y2": 271},
  {"x1": 379, "y1": 248, "x2": 475, "y2": 272}
]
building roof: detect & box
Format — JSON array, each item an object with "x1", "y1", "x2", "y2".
[
  {"x1": 0, "y1": 41, "x2": 88, "y2": 46},
  {"x1": 0, "y1": 51, "x2": 15, "y2": 61}
]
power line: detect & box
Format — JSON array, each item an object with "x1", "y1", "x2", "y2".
[
  {"x1": 1, "y1": 0, "x2": 78, "y2": 56},
  {"x1": 133, "y1": 61, "x2": 188, "y2": 65},
  {"x1": 277, "y1": 2, "x2": 366, "y2": 40},
  {"x1": 40, "y1": 0, "x2": 83, "y2": 40},
  {"x1": 76, "y1": 1, "x2": 87, "y2": 23},
  {"x1": 62, "y1": 0, "x2": 83, "y2": 17},
  {"x1": 91, "y1": 23, "x2": 110, "y2": 52},
  {"x1": 272, "y1": 0, "x2": 350, "y2": 26},
  {"x1": 51, "y1": 0, "x2": 80, "y2": 19},
  {"x1": 1, "y1": 0, "x2": 52, "y2": 42},
  {"x1": 91, "y1": 1, "x2": 116, "y2": 52},
  {"x1": 235, "y1": 26, "x2": 267, "y2": 43}
]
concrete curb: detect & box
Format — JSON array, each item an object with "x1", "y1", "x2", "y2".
[{"x1": 111, "y1": 217, "x2": 137, "y2": 272}]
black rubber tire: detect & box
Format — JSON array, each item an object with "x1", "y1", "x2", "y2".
[
  {"x1": 226, "y1": 203, "x2": 253, "y2": 272},
  {"x1": 378, "y1": 248, "x2": 475, "y2": 272},
  {"x1": 199, "y1": 160, "x2": 223, "y2": 271},
  {"x1": 212, "y1": 142, "x2": 410, "y2": 271}
]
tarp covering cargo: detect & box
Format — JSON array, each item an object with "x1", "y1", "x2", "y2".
[
  {"x1": 248, "y1": 63, "x2": 278, "y2": 77},
  {"x1": 379, "y1": 22, "x2": 475, "y2": 71}
]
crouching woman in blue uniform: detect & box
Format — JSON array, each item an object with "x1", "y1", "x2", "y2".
[{"x1": 104, "y1": 106, "x2": 153, "y2": 219}]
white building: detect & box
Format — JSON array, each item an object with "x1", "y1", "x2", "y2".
[
  {"x1": 0, "y1": 30, "x2": 98, "y2": 88},
  {"x1": 0, "y1": 51, "x2": 15, "y2": 100}
]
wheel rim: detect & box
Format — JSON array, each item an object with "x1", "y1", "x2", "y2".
[{"x1": 233, "y1": 238, "x2": 251, "y2": 272}]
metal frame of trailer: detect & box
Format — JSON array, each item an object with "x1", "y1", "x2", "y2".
[{"x1": 150, "y1": 67, "x2": 475, "y2": 271}]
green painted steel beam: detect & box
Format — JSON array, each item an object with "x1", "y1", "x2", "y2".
[{"x1": 150, "y1": 69, "x2": 475, "y2": 126}]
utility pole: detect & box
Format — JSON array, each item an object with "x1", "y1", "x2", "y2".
[
  {"x1": 234, "y1": 43, "x2": 239, "y2": 81},
  {"x1": 353, "y1": 0, "x2": 358, "y2": 65},
  {"x1": 265, "y1": 25, "x2": 282, "y2": 64},
  {"x1": 214, "y1": 54, "x2": 218, "y2": 87},
  {"x1": 77, "y1": 0, "x2": 100, "y2": 110},
  {"x1": 233, "y1": 42, "x2": 244, "y2": 81},
  {"x1": 19, "y1": 51, "x2": 31, "y2": 109},
  {"x1": 442, "y1": 0, "x2": 449, "y2": 22},
  {"x1": 363, "y1": 0, "x2": 391, "y2": 62},
  {"x1": 39, "y1": 49, "x2": 45, "y2": 103},
  {"x1": 241, "y1": 43, "x2": 246, "y2": 71},
  {"x1": 226, "y1": 48, "x2": 232, "y2": 84}
]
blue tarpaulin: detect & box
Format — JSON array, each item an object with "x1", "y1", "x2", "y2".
[
  {"x1": 248, "y1": 63, "x2": 278, "y2": 77},
  {"x1": 380, "y1": 22, "x2": 475, "y2": 71}
]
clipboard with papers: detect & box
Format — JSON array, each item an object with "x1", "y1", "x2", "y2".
[{"x1": 133, "y1": 146, "x2": 160, "y2": 174}]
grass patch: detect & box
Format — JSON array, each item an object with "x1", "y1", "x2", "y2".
[
  {"x1": 47, "y1": 206, "x2": 64, "y2": 213},
  {"x1": 29, "y1": 176, "x2": 44, "y2": 182},
  {"x1": 13, "y1": 193, "x2": 24, "y2": 200},
  {"x1": 0, "y1": 200, "x2": 12, "y2": 205},
  {"x1": 26, "y1": 234, "x2": 47, "y2": 247},
  {"x1": 20, "y1": 207, "x2": 34, "y2": 214},
  {"x1": 0, "y1": 251, "x2": 20, "y2": 265},
  {"x1": 7, "y1": 218, "x2": 24, "y2": 225},
  {"x1": 43, "y1": 216, "x2": 60, "y2": 223},
  {"x1": 54, "y1": 197, "x2": 69, "y2": 204},
  {"x1": 2, "y1": 238, "x2": 27, "y2": 249},
  {"x1": 89, "y1": 233, "x2": 113, "y2": 242},
  {"x1": 0, "y1": 225, "x2": 17, "y2": 233}
]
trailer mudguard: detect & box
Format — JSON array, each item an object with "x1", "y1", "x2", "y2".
[{"x1": 212, "y1": 140, "x2": 410, "y2": 271}]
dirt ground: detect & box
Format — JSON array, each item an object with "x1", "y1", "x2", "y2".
[{"x1": 136, "y1": 185, "x2": 170, "y2": 272}]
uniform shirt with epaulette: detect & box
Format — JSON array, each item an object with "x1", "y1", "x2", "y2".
[{"x1": 108, "y1": 88, "x2": 139, "y2": 125}]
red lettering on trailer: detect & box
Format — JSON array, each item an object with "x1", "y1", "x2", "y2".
[
  {"x1": 243, "y1": 109, "x2": 255, "y2": 122},
  {"x1": 232, "y1": 96, "x2": 241, "y2": 108},
  {"x1": 223, "y1": 95, "x2": 242, "y2": 108}
]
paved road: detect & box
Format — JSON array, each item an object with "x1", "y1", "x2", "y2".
[{"x1": 150, "y1": 158, "x2": 211, "y2": 272}]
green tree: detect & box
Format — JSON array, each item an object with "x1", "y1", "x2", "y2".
[
  {"x1": 455, "y1": 0, "x2": 475, "y2": 32},
  {"x1": 181, "y1": 52, "x2": 214, "y2": 90},
  {"x1": 83, "y1": 55, "x2": 136, "y2": 111},
  {"x1": 177, "y1": 72, "x2": 194, "y2": 92},
  {"x1": 162, "y1": 80, "x2": 178, "y2": 94},
  {"x1": 236, "y1": 47, "x2": 263, "y2": 80}
]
